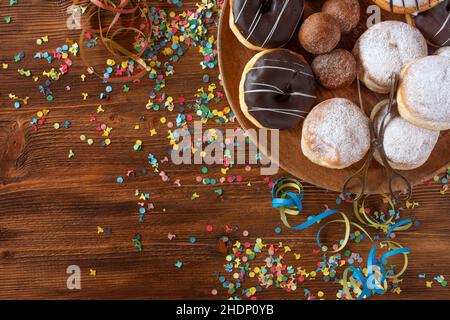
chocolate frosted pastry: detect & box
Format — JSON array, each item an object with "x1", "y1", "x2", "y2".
[
  {"x1": 239, "y1": 49, "x2": 317, "y2": 130},
  {"x1": 229, "y1": 0, "x2": 304, "y2": 51},
  {"x1": 414, "y1": 0, "x2": 450, "y2": 47},
  {"x1": 372, "y1": 0, "x2": 443, "y2": 14}
]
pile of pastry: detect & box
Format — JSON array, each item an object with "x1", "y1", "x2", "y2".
[{"x1": 230, "y1": 0, "x2": 450, "y2": 170}]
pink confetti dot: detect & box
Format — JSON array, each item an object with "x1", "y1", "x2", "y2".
[
  {"x1": 206, "y1": 225, "x2": 213, "y2": 232},
  {"x1": 243, "y1": 230, "x2": 249, "y2": 237},
  {"x1": 211, "y1": 289, "x2": 217, "y2": 295}
]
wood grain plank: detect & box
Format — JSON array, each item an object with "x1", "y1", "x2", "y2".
[{"x1": 0, "y1": 0, "x2": 449, "y2": 300}]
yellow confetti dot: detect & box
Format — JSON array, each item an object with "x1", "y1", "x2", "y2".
[
  {"x1": 318, "y1": 291, "x2": 324, "y2": 298},
  {"x1": 160, "y1": 117, "x2": 167, "y2": 124}
]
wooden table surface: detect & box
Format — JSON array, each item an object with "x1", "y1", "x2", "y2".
[{"x1": 0, "y1": 0, "x2": 449, "y2": 300}]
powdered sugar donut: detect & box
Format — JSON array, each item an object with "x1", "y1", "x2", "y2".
[
  {"x1": 301, "y1": 98, "x2": 370, "y2": 169},
  {"x1": 353, "y1": 21, "x2": 428, "y2": 94},
  {"x1": 371, "y1": 100, "x2": 439, "y2": 170},
  {"x1": 397, "y1": 55, "x2": 450, "y2": 131},
  {"x1": 372, "y1": 0, "x2": 443, "y2": 14},
  {"x1": 436, "y1": 46, "x2": 450, "y2": 57}
]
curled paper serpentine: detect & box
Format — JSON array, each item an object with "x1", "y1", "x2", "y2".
[
  {"x1": 271, "y1": 177, "x2": 412, "y2": 299},
  {"x1": 76, "y1": 0, "x2": 152, "y2": 83},
  {"x1": 353, "y1": 194, "x2": 413, "y2": 233}
]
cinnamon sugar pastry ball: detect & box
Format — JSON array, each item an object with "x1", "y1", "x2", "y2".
[
  {"x1": 371, "y1": 100, "x2": 439, "y2": 170},
  {"x1": 436, "y1": 47, "x2": 450, "y2": 58},
  {"x1": 301, "y1": 98, "x2": 370, "y2": 169},
  {"x1": 372, "y1": 0, "x2": 443, "y2": 14},
  {"x1": 298, "y1": 13, "x2": 341, "y2": 55},
  {"x1": 312, "y1": 49, "x2": 357, "y2": 89},
  {"x1": 322, "y1": 0, "x2": 360, "y2": 33},
  {"x1": 397, "y1": 55, "x2": 450, "y2": 131},
  {"x1": 353, "y1": 21, "x2": 428, "y2": 94},
  {"x1": 229, "y1": 0, "x2": 304, "y2": 51}
]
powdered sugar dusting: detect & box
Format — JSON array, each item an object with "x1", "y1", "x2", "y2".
[
  {"x1": 375, "y1": 104, "x2": 439, "y2": 167},
  {"x1": 403, "y1": 55, "x2": 450, "y2": 123},
  {"x1": 437, "y1": 47, "x2": 450, "y2": 58},
  {"x1": 354, "y1": 21, "x2": 427, "y2": 88},
  {"x1": 303, "y1": 98, "x2": 370, "y2": 166}
]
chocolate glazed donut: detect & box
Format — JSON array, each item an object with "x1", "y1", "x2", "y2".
[
  {"x1": 415, "y1": 0, "x2": 450, "y2": 47},
  {"x1": 241, "y1": 49, "x2": 317, "y2": 130},
  {"x1": 230, "y1": 0, "x2": 304, "y2": 51}
]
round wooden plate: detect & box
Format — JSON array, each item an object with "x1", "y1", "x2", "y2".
[{"x1": 218, "y1": 0, "x2": 450, "y2": 194}]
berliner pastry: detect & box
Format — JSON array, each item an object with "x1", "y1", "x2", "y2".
[
  {"x1": 353, "y1": 21, "x2": 428, "y2": 94},
  {"x1": 301, "y1": 98, "x2": 370, "y2": 169},
  {"x1": 371, "y1": 100, "x2": 439, "y2": 170},
  {"x1": 372, "y1": 0, "x2": 443, "y2": 14},
  {"x1": 298, "y1": 12, "x2": 341, "y2": 55},
  {"x1": 436, "y1": 46, "x2": 450, "y2": 57},
  {"x1": 397, "y1": 55, "x2": 450, "y2": 131},
  {"x1": 229, "y1": 0, "x2": 304, "y2": 51},
  {"x1": 322, "y1": 0, "x2": 360, "y2": 33},
  {"x1": 414, "y1": 0, "x2": 450, "y2": 47},
  {"x1": 239, "y1": 49, "x2": 317, "y2": 130},
  {"x1": 311, "y1": 49, "x2": 357, "y2": 90}
]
